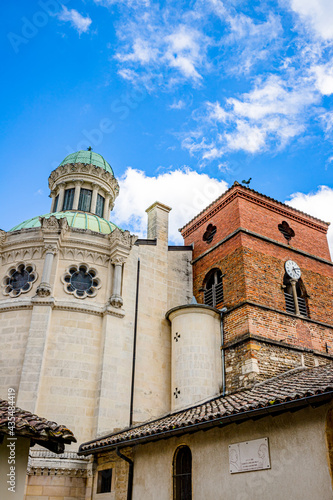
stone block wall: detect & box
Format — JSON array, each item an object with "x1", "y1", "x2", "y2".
[{"x1": 25, "y1": 473, "x2": 87, "y2": 500}]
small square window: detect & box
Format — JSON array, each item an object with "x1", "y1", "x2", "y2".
[{"x1": 97, "y1": 469, "x2": 112, "y2": 494}]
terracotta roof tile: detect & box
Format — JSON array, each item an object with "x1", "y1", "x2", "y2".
[
  {"x1": 0, "y1": 400, "x2": 76, "y2": 454},
  {"x1": 79, "y1": 364, "x2": 333, "y2": 454}
]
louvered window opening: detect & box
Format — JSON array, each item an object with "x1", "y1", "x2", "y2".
[
  {"x1": 204, "y1": 281, "x2": 223, "y2": 307},
  {"x1": 284, "y1": 292, "x2": 308, "y2": 317}
]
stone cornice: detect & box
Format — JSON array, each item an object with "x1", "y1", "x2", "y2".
[
  {"x1": 181, "y1": 184, "x2": 329, "y2": 238},
  {"x1": 1, "y1": 230, "x2": 116, "y2": 266},
  {"x1": 0, "y1": 298, "x2": 33, "y2": 312},
  {"x1": 48, "y1": 163, "x2": 119, "y2": 198},
  {"x1": 0, "y1": 298, "x2": 125, "y2": 318}
]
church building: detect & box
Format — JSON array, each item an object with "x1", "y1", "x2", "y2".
[{"x1": 0, "y1": 150, "x2": 332, "y2": 499}]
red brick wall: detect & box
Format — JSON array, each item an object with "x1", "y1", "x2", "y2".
[
  {"x1": 182, "y1": 185, "x2": 331, "y2": 261},
  {"x1": 183, "y1": 184, "x2": 333, "y2": 389}
]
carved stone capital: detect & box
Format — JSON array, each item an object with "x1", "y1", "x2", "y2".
[
  {"x1": 44, "y1": 244, "x2": 58, "y2": 255},
  {"x1": 36, "y1": 283, "x2": 52, "y2": 297},
  {"x1": 110, "y1": 294, "x2": 123, "y2": 308},
  {"x1": 109, "y1": 228, "x2": 136, "y2": 263},
  {"x1": 111, "y1": 256, "x2": 126, "y2": 266}
]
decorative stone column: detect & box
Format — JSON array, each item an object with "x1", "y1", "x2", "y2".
[
  {"x1": 110, "y1": 257, "x2": 125, "y2": 307},
  {"x1": 35, "y1": 216, "x2": 68, "y2": 297},
  {"x1": 50, "y1": 191, "x2": 57, "y2": 212},
  {"x1": 57, "y1": 183, "x2": 66, "y2": 212},
  {"x1": 17, "y1": 216, "x2": 68, "y2": 412},
  {"x1": 103, "y1": 194, "x2": 111, "y2": 220},
  {"x1": 109, "y1": 228, "x2": 136, "y2": 308},
  {"x1": 72, "y1": 180, "x2": 83, "y2": 210},
  {"x1": 90, "y1": 183, "x2": 99, "y2": 215},
  {"x1": 36, "y1": 246, "x2": 56, "y2": 297}
]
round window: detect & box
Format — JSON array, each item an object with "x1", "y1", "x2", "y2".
[
  {"x1": 62, "y1": 264, "x2": 100, "y2": 299},
  {"x1": 2, "y1": 263, "x2": 37, "y2": 297}
]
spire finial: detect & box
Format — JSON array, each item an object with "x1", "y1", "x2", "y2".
[{"x1": 87, "y1": 146, "x2": 92, "y2": 151}]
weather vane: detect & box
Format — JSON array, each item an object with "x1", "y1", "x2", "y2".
[{"x1": 241, "y1": 177, "x2": 252, "y2": 186}]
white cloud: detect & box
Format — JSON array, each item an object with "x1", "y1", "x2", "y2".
[
  {"x1": 58, "y1": 7, "x2": 92, "y2": 34},
  {"x1": 227, "y1": 76, "x2": 316, "y2": 120},
  {"x1": 114, "y1": 12, "x2": 209, "y2": 87},
  {"x1": 183, "y1": 75, "x2": 318, "y2": 159},
  {"x1": 313, "y1": 62, "x2": 333, "y2": 95},
  {"x1": 164, "y1": 26, "x2": 204, "y2": 81},
  {"x1": 169, "y1": 99, "x2": 186, "y2": 110},
  {"x1": 225, "y1": 121, "x2": 267, "y2": 153},
  {"x1": 286, "y1": 185, "x2": 333, "y2": 255},
  {"x1": 117, "y1": 38, "x2": 158, "y2": 64},
  {"x1": 289, "y1": 0, "x2": 333, "y2": 40},
  {"x1": 112, "y1": 167, "x2": 228, "y2": 243},
  {"x1": 208, "y1": 1, "x2": 282, "y2": 74}
]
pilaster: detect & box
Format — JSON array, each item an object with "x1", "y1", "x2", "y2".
[{"x1": 17, "y1": 217, "x2": 68, "y2": 413}]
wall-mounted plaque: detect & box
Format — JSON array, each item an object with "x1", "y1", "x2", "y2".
[{"x1": 229, "y1": 437, "x2": 270, "y2": 473}]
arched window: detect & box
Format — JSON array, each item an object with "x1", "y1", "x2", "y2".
[
  {"x1": 63, "y1": 188, "x2": 74, "y2": 211},
  {"x1": 78, "y1": 188, "x2": 92, "y2": 212},
  {"x1": 283, "y1": 275, "x2": 308, "y2": 317},
  {"x1": 203, "y1": 268, "x2": 223, "y2": 307},
  {"x1": 173, "y1": 446, "x2": 192, "y2": 500},
  {"x1": 96, "y1": 193, "x2": 105, "y2": 217}
]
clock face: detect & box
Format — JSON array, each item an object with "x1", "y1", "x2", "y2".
[{"x1": 285, "y1": 260, "x2": 301, "y2": 280}]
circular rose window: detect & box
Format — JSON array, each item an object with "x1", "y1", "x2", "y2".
[
  {"x1": 62, "y1": 264, "x2": 101, "y2": 299},
  {"x1": 2, "y1": 263, "x2": 37, "y2": 297}
]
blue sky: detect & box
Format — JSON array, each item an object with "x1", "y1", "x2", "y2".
[{"x1": 1, "y1": 0, "x2": 333, "y2": 248}]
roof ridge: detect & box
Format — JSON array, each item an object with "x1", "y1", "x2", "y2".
[{"x1": 180, "y1": 183, "x2": 329, "y2": 233}]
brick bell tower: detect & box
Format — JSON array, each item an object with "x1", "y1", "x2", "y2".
[{"x1": 180, "y1": 182, "x2": 333, "y2": 392}]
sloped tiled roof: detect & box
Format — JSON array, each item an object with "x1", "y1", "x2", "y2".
[
  {"x1": 79, "y1": 364, "x2": 333, "y2": 454},
  {"x1": 0, "y1": 400, "x2": 76, "y2": 454}
]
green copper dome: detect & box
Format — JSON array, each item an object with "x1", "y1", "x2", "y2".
[
  {"x1": 10, "y1": 212, "x2": 120, "y2": 234},
  {"x1": 59, "y1": 150, "x2": 113, "y2": 175}
]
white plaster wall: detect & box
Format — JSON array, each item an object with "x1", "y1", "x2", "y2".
[
  {"x1": 132, "y1": 405, "x2": 333, "y2": 500},
  {"x1": 169, "y1": 306, "x2": 222, "y2": 411}
]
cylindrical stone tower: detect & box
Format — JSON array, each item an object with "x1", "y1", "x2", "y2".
[{"x1": 166, "y1": 304, "x2": 222, "y2": 411}]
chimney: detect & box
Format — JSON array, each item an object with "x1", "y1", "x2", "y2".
[{"x1": 145, "y1": 201, "x2": 171, "y2": 244}]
